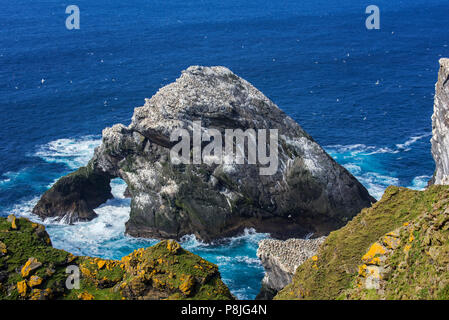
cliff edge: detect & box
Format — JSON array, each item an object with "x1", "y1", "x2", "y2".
[{"x1": 431, "y1": 58, "x2": 449, "y2": 185}]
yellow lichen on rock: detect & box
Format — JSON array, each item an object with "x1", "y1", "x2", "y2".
[
  {"x1": 358, "y1": 264, "x2": 367, "y2": 277},
  {"x1": 0, "y1": 241, "x2": 6, "y2": 255},
  {"x1": 179, "y1": 275, "x2": 195, "y2": 296},
  {"x1": 28, "y1": 275, "x2": 43, "y2": 287},
  {"x1": 7, "y1": 214, "x2": 17, "y2": 230},
  {"x1": 29, "y1": 288, "x2": 51, "y2": 300},
  {"x1": 403, "y1": 244, "x2": 412, "y2": 253},
  {"x1": 97, "y1": 259, "x2": 106, "y2": 269},
  {"x1": 361, "y1": 242, "x2": 386, "y2": 265},
  {"x1": 17, "y1": 280, "x2": 27, "y2": 297},
  {"x1": 21, "y1": 257, "x2": 42, "y2": 278},
  {"x1": 166, "y1": 240, "x2": 181, "y2": 254},
  {"x1": 78, "y1": 292, "x2": 95, "y2": 300},
  {"x1": 382, "y1": 230, "x2": 401, "y2": 249}
]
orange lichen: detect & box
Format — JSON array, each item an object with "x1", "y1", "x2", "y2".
[
  {"x1": 358, "y1": 264, "x2": 367, "y2": 277},
  {"x1": 166, "y1": 240, "x2": 181, "y2": 254},
  {"x1": 78, "y1": 292, "x2": 95, "y2": 300},
  {"x1": 361, "y1": 242, "x2": 386, "y2": 265},
  {"x1": 97, "y1": 260, "x2": 106, "y2": 269},
  {"x1": 28, "y1": 275, "x2": 43, "y2": 287},
  {"x1": 179, "y1": 275, "x2": 195, "y2": 296},
  {"x1": 0, "y1": 241, "x2": 6, "y2": 255},
  {"x1": 21, "y1": 257, "x2": 42, "y2": 278},
  {"x1": 8, "y1": 214, "x2": 17, "y2": 230},
  {"x1": 17, "y1": 280, "x2": 27, "y2": 297}
]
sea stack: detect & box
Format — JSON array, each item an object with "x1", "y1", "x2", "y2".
[
  {"x1": 33, "y1": 66, "x2": 374, "y2": 241},
  {"x1": 431, "y1": 58, "x2": 449, "y2": 185}
]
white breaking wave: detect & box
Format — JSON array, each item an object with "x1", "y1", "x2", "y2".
[
  {"x1": 326, "y1": 132, "x2": 432, "y2": 156},
  {"x1": 396, "y1": 133, "x2": 432, "y2": 152},
  {"x1": 325, "y1": 143, "x2": 399, "y2": 156},
  {"x1": 180, "y1": 228, "x2": 269, "y2": 251},
  {"x1": 216, "y1": 255, "x2": 262, "y2": 266},
  {"x1": 35, "y1": 135, "x2": 101, "y2": 169},
  {"x1": 408, "y1": 175, "x2": 432, "y2": 190},
  {"x1": 326, "y1": 132, "x2": 432, "y2": 200}
]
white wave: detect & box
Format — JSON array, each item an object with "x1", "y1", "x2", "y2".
[
  {"x1": 325, "y1": 144, "x2": 398, "y2": 156},
  {"x1": 180, "y1": 228, "x2": 270, "y2": 251},
  {"x1": 0, "y1": 170, "x2": 27, "y2": 189},
  {"x1": 343, "y1": 163, "x2": 362, "y2": 175},
  {"x1": 35, "y1": 135, "x2": 101, "y2": 169},
  {"x1": 0, "y1": 178, "x2": 11, "y2": 186},
  {"x1": 326, "y1": 132, "x2": 432, "y2": 157},
  {"x1": 356, "y1": 172, "x2": 399, "y2": 200},
  {"x1": 216, "y1": 255, "x2": 262, "y2": 266},
  {"x1": 10, "y1": 196, "x2": 40, "y2": 220},
  {"x1": 408, "y1": 175, "x2": 432, "y2": 191},
  {"x1": 395, "y1": 133, "x2": 432, "y2": 151}
]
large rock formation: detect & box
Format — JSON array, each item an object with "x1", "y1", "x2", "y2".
[
  {"x1": 256, "y1": 237, "x2": 325, "y2": 299},
  {"x1": 0, "y1": 215, "x2": 233, "y2": 300},
  {"x1": 33, "y1": 66, "x2": 374, "y2": 241},
  {"x1": 431, "y1": 58, "x2": 449, "y2": 185}
]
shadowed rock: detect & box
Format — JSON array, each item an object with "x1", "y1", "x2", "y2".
[
  {"x1": 33, "y1": 66, "x2": 374, "y2": 241},
  {"x1": 33, "y1": 166, "x2": 113, "y2": 223}
]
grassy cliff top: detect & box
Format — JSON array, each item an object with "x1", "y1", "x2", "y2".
[
  {"x1": 275, "y1": 185, "x2": 449, "y2": 300},
  {"x1": 0, "y1": 215, "x2": 233, "y2": 300}
]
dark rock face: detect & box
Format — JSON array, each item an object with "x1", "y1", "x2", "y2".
[
  {"x1": 32, "y1": 166, "x2": 113, "y2": 223},
  {"x1": 33, "y1": 66, "x2": 374, "y2": 241}
]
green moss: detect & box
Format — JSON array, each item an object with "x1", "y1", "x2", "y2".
[
  {"x1": 0, "y1": 216, "x2": 233, "y2": 300},
  {"x1": 275, "y1": 185, "x2": 449, "y2": 300}
]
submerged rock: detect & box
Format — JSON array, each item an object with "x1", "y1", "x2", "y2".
[
  {"x1": 431, "y1": 58, "x2": 449, "y2": 185},
  {"x1": 0, "y1": 215, "x2": 233, "y2": 300},
  {"x1": 256, "y1": 237, "x2": 325, "y2": 299},
  {"x1": 33, "y1": 66, "x2": 374, "y2": 241}
]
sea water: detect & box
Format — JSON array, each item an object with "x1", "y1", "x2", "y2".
[{"x1": 1, "y1": 0, "x2": 448, "y2": 299}]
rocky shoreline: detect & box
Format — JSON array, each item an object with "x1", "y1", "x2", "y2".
[{"x1": 256, "y1": 237, "x2": 325, "y2": 299}]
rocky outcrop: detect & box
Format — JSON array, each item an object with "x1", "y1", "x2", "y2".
[
  {"x1": 431, "y1": 58, "x2": 449, "y2": 185},
  {"x1": 33, "y1": 66, "x2": 374, "y2": 242},
  {"x1": 33, "y1": 166, "x2": 113, "y2": 223},
  {"x1": 0, "y1": 215, "x2": 233, "y2": 300},
  {"x1": 274, "y1": 185, "x2": 449, "y2": 300},
  {"x1": 256, "y1": 237, "x2": 324, "y2": 299}
]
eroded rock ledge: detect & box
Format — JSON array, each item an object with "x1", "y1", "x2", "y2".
[
  {"x1": 33, "y1": 66, "x2": 374, "y2": 242},
  {"x1": 256, "y1": 237, "x2": 325, "y2": 299}
]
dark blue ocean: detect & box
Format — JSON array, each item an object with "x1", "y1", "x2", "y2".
[{"x1": 1, "y1": 0, "x2": 448, "y2": 299}]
